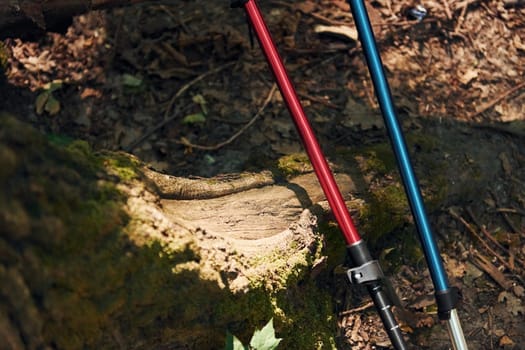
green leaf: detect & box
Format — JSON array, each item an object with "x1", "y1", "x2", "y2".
[
  {"x1": 122, "y1": 74, "x2": 143, "y2": 87},
  {"x1": 43, "y1": 80, "x2": 63, "y2": 92},
  {"x1": 35, "y1": 91, "x2": 50, "y2": 115},
  {"x1": 225, "y1": 332, "x2": 248, "y2": 350},
  {"x1": 44, "y1": 95, "x2": 61, "y2": 115},
  {"x1": 204, "y1": 154, "x2": 215, "y2": 165},
  {"x1": 182, "y1": 112, "x2": 206, "y2": 124},
  {"x1": 249, "y1": 319, "x2": 282, "y2": 350},
  {"x1": 192, "y1": 94, "x2": 206, "y2": 105},
  {"x1": 192, "y1": 94, "x2": 208, "y2": 115}
]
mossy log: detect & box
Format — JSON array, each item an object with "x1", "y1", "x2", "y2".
[
  {"x1": 1, "y1": 113, "x2": 520, "y2": 349},
  {"x1": 0, "y1": 114, "x2": 339, "y2": 349}
]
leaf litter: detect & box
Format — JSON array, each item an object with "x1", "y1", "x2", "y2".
[{"x1": 1, "y1": 0, "x2": 525, "y2": 349}]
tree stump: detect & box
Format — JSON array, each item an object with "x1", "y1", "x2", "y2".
[
  {"x1": 0, "y1": 114, "x2": 341, "y2": 349},
  {"x1": 2, "y1": 113, "x2": 522, "y2": 349}
]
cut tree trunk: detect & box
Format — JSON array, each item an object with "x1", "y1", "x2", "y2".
[
  {"x1": 2, "y1": 112, "x2": 523, "y2": 349},
  {"x1": 0, "y1": 114, "x2": 339, "y2": 349}
]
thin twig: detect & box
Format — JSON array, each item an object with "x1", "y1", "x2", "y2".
[
  {"x1": 178, "y1": 84, "x2": 277, "y2": 151},
  {"x1": 497, "y1": 207, "x2": 525, "y2": 216},
  {"x1": 123, "y1": 104, "x2": 188, "y2": 152},
  {"x1": 467, "y1": 81, "x2": 525, "y2": 120},
  {"x1": 158, "y1": 5, "x2": 192, "y2": 33},
  {"x1": 163, "y1": 61, "x2": 236, "y2": 120},
  {"x1": 297, "y1": 91, "x2": 342, "y2": 110},
  {"x1": 500, "y1": 211, "x2": 522, "y2": 235},
  {"x1": 448, "y1": 208, "x2": 514, "y2": 272},
  {"x1": 453, "y1": 2, "x2": 468, "y2": 34},
  {"x1": 124, "y1": 61, "x2": 236, "y2": 152},
  {"x1": 339, "y1": 301, "x2": 374, "y2": 316},
  {"x1": 471, "y1": 250, "x2": 512, "y2": 290},
  {"x1": 468, "y1": 209, "x2": 525, "y2": 269},
  {"x1": 489, "y1": 190, "x2": 523, "y2": 234},
  {"x1": 442, "y1": 0, "x2": 453, "y2": 21},
  {"x1": 466, "y1": 207, "x2": 509, "y2": 255},
  {"x1": 270, "y1": 0, "x2": 432, "y2": 28},
  {"x1": 486, "y1": 193, "x2": 525, "y2": 270}
]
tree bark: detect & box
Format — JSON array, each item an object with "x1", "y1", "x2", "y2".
[
  {"x1": 0, "y1": 0, "x2": 151, "y2": 39},
  {"x1": 0, "y1": 113, "x2": 338, "y2": 349}
]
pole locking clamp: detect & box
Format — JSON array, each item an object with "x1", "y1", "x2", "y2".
[{"x1": 347, "y1": 260, "x2": 384, "y2": 284}]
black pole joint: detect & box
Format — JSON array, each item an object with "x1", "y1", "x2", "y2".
[
  {"x1": 230, "y1": 0, "x2": 249, "y2": 8},
  {"x1": 435, "y1": 287, "x2": 460, "y2": 320},
  {"x1": 345, "y1": 240, "x2": 385, "y2": 286},
  {"x1": 345, "y1": 241, "x2": 408, "y2": 350}
]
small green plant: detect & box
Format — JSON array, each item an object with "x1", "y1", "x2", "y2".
[
  {"x1": 35, "y1": 80, "x2": 63, "y2": 116},
  {"x1": 225, "y1": 318, "x2": 282, "y2": 350},
  {"x1": 182, "y1": 94, "x2": 208, "y2": 125}
]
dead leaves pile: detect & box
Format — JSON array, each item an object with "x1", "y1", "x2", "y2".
[
  {"x1": 298, "y1": 0, "x2": 525, "y2": 124},
  {"x1": 1, "y1": 2, "x2": 524, "y2": 348}
]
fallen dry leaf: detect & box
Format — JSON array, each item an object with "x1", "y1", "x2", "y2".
[
  {"x1": 459, "y1": 68, "x2": 478, "y2": 85},
  {"x1": 314, "y1": 25, "x2": 358, "y2": 41},
  {"x1": 498, "y1": 291, "x2": 525, "y2": 316},
  {"x1": 499, "y1": 335, "x2": 514, "y2": 346}
]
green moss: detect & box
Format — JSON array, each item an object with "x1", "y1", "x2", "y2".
[
  {"x1": 336, "y1": 132, "x2": 449, "y2": 239},
  {"x1": 47, "y1": 133, "x2": 75, "y2": 147},
  {"x1": 0, "y1": 115, "x2": 339, "y2": 350},
  {"x1": 214, "y1": 275, "x2": 336, "y2": 349},
  {"x1": 317, "y1": 220, "x2": 347, "y2": 270},
  {"x1": 210, "y1": 230, "x2": 338, "y2": 349},
  {"x1": 360, "y1": 143, "x2": 398, "y2": 175},
  {"x1": 65, "y1": 139, "x2": 95, "y2": 162},
  {"x1": 102, "y1": 151, "x2": 141, "y2": 181},
  {"x1": 277, "y1": 152, "x2": 313, "y2": 178},
  {"x1": 273, "y1": 281, "x2": 337, "y2": 349},
  {"x1": 405, "y1": 133, "x2": 450, "y2": 208},
  {"x1": 0, "y1": 144, "x2": 18, "y2": 181},
  {"x1": 360, "y1": 184, "x2": 409, "y2": 243},
  {"x1": 405, "y1": 132, "x2": 438, "y2": 153}
]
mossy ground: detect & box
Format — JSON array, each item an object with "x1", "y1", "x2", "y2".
[
  {"x1": 0, "y1": 115, "x2": 338, "y2": 349},
  {"x1": 1, "y1": 114, "x2": 478, "y2": 349},
  {"x1": 275, "y1": 152, "x2": 313, "y2": 178},
  {"x1": 330, "y1": 136, "x2": 449, "y2": 269}
]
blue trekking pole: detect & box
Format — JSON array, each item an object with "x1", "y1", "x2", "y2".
[{"x1": 347, "y1": 1, "x2": 469, "y2": 349}]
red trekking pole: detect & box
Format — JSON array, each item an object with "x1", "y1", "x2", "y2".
[{"x1": 232, "y1": 1, "x2": 408, "y2": 349}]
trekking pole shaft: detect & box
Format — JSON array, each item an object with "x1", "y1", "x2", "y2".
[
  {"x1": 349, "y1": 241, "x2": 407, "y2": 349},
  {"x1": 243, "y1": 0, "x2": 360, "y2": 244},
  {"x1": 448, "y1": 309, "x2": 469, "y2": 350},
  {"x1": 347, "y1": 1, "x2": 468, "y2": 348},
  {"x1": 368, "y1": 283, "x2": 406, "y2": 349},
  {"x1": 348, "y1": 0, "x2": 448, "y2": 292},
  {"x1": 240, "y1": 1, "x2": 408, "y2": 348}
]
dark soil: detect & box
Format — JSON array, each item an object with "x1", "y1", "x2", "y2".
[{"x1": 1, "y1": 1, "x2": 524, "y2": 349}]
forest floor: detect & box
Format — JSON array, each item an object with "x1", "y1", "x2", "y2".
[{"x1": 1, "y1": 0, "x2": 525, "y2": 349}]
